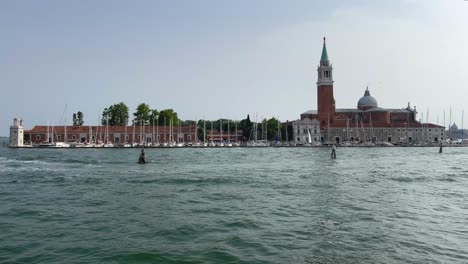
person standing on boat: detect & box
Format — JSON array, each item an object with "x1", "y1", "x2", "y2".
[{"x1": 331, "y1": 144, "x2": 336, "y2": 159}]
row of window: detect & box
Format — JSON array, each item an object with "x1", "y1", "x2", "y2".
[
  {"x1": 34, "y1": 134, "x2": 192, "y2": 141},
  {"x1": 331, "y1": 128, "x2": 443, "y2": 133}
]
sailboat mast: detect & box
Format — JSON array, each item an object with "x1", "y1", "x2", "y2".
[
  {"x1": 95, "y1": 117, "x2": 98, "y2": 143},
  {"x1": 255, "y1": 113, "x2": 258, "y2": 142},
  {"x1": 277, "y1": 119, "x2": 280, "y2": 142},
  {"x1": 356, "y1": 115, "x2": 359, "y2": 141},
  {"x1": 346, "y1": 118, "x2": 349, "y2": 141},
  {"x1": 235, "y1": 121, "x2": 238, "y2": 143},
  {"x1": 64, "y1": 104, "x2": 67, "y2": 143},
  {"x1": 47, "y1": 120, "x2": 50, "y2": 143},
  {"x1": 443, "y1": 110, "x2": 446, "y2": 139},
  {"x1": 194, "y1": 120, "x2": 197, "y2": 143},
  {"x1": 285, "y1": 121, "x2": 288, "y2": 143},
  {"x1": 132, "y1": 119, "x2": 135, "y2": 145},
  {"x1": 462, "y1": 110, "x2": 464, "y2": 138},
  {"x1": 449, "y1": 108, "x2": 452, "y2": 135},
  {"x1": 124, "y1": 119, "x2": 127, "y2": 144},
  {"x1": 106, "y1": 115, "x2": 109, "y2": 144}
]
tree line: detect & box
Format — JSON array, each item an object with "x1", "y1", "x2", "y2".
[{"x1": 72, "y1": 103, "x2": 293, "y2": 141}]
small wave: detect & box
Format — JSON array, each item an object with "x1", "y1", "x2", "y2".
[
  {"x1": 390, "y1": 176, "x2": 426, "y2": 182},
  {"x1": 156, "y1": 225, "x2": 200, "y2": 238},
  {"x1": 225, "y1": 219, "x2": 262, "y2": 229},
  {"x1": 437, "y1": 178, "x2": 456, "y2": 182},
  {"x1": 201, "y1": 249, "x2": 243, "y2": 263},
  {"x1": 0, "y1": 157, "x2": 50, "y2": 165},
  {"x1": 127, "y1": 179, "x2": 160, "y2": 184},
  {"x1": 162, "y1": 177, "x2": 234, "y2": 185},
  {"x1": 305, "y1": 254, "x2": 367, "y2": 264},
  {"x1": 101, "y1": 252, "x2": 171, "y2": 263}
]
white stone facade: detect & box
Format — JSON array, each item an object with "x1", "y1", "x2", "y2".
[
  {"x1": 324, "y1": 126, "x2": 446, "y2": 144},
  {"x1": 292, "y1": 118, "x2": 321, "y2": 145},
  {"x1": 9, "y1": 118, "x2": 24, "y2": 147}
]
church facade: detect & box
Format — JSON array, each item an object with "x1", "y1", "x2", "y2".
[{"x1": 298, "y1": 38, "x2": 445, "y2": 145}]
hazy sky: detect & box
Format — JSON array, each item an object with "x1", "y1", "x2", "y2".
[{"x1": 1, "y1": 0, "x2": 467, "y2": 135}]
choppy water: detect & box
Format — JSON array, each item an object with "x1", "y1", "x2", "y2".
[{"x1": 1, "y1": 143, "x2": 468, "y2": 264}]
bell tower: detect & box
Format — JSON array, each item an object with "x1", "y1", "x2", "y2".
[{"x1": 317, "y1": 37, "x2": 335, "y2": 127}]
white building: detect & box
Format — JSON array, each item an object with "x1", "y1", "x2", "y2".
[
  {"x1": 292, "y1": 118, "x2": 321, "y2": 145},
  {"x1": 9, "y1": 118, "x2": 24, "y2": 147}
]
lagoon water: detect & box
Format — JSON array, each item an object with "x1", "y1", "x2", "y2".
[{"x1": 1, "y1": 142, "x2": 468, "y2": 263}]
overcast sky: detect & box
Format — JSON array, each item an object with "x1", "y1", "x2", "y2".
[{"x1": 1, "y1": 0, "x2": 467, "y2": 135}]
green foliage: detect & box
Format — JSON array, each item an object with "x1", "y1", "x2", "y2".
[
  {"x1": 149, "y1": 109, "x2": 159, "y2": 126},
  {"x1": 73, "y1": 113, "x2": 77, "y2": 126},
  {"x1": 133, "y1": 103, "x2": 152, "y2": 126},
  {"x1": 239, "y1": 115, "x2": 253, "y2": 140},
  {"x1": 266, "y1": 117, "x2": 280, "y2": 141},
  {"x1": 72, "y1": 111, "x2": 84, "y2": 126},
  {"x1": 102, "y1": 102, "x2": 129, "y2": 126},
  {"x1": 158, "y1": 109, "x2": 179, "y2": 126},
  {"x1": 77, "y1": 111, "x2": 84, "y2": 126}
]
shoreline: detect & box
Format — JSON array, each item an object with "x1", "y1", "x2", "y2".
[{"x1": 7, "y1": 144, "x2": 468, "y2": 149}]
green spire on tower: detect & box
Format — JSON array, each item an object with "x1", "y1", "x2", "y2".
[{"x1": 320, "y1": 37, "x2": 329, "y2": 62}]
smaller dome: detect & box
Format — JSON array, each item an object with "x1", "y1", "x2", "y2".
[{"x1": 357, "y1": 87, "x2": 378, "y2": 110}]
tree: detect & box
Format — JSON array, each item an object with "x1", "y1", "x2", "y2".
[
  {"x1": 158, "y1": 109, "x2": 179, "y2": 126},
  {"x1": 133, "y1": 103, "x2": 152, "y2": 126},
  {"x1": 239, "y1": 114, "x2": 253, "y2": 140},
  {"x1": 266, "y1": 117, "x2": 280, "y2": 141},
  {"x1": 72, "y1": 111, "x2": 84, "y2": 126},
  {"x1": 102, "y1": 102, "x2": 129, "y2": 126},
  {"x1": 149, "y1": 109, "x2": 159, "y2": 126},
  {"x1": 77, "y1": 111, "x2": 84, "y2": 126}
]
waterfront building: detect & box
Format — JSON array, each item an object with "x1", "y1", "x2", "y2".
[
  {"x1": 447, "y1": 123, "x2": 468, "y2": 140},
  {"x1": 205, "y1": 130, "x2": 243, "y2": 143},
  {"x1": 292, "y1": 118, "x2": 321, "y2": 145},
  {"x1": 299, "y1": 38, "x2": 445, "y2": 144},
  {"x1": 9, "y1": 118, "x2": 24, "y2": 147},
  {"x1": 24, "y1": 123, "x2": 198, "y2": 145}
]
